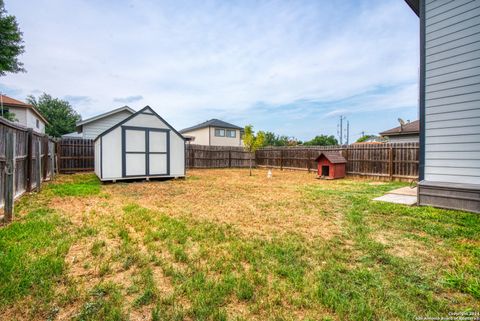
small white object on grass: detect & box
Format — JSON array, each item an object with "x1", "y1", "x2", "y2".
[{"x1": 267, "y1": 169, "x2": 273, "y2": 179}]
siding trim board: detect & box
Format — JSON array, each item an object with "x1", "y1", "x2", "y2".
[
  {"x1": 426, "y1": 3, "x2": 480, "y2": 27},
  {"x1": 426, "y1": 13, "x2": 480, "y2": 35},
  {"x1": 426, "y1": 0, "x2": 475, "y2": 21},
  {"x1": 426, "y1": 30, "x2": 480, "y2": 51},
  {"x1": 426, "y1": 55, "x2": 480, "y2": 72},
  {"x1": 427, "y1": 22, "x2": 480, "y2": 43}
]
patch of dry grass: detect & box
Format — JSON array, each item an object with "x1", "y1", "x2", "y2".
[{"x1": 1, "y1": 169, "x2": 479, "y2": 321}]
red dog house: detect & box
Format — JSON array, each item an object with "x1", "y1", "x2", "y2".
[{"x1": 315, "y1": 152, "x2": 346, "y2": 179}]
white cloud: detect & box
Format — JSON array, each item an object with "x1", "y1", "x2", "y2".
[{"x1": 1, "y1": 0, "x2": 419, "y2": 136}]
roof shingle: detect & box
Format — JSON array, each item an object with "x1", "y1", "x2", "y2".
[
  {"x1": 379, "y1": 120, "x2": 419, "y2": 136},
  {"x1": 315, "y1": 152, "x2": 346, "y2": 164},
  {"x1": 180, "y1": 119, "x2": 243, "y2": 133}
]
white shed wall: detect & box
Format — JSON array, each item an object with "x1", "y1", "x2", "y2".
[
  {"x1": 94, "y1": 139, "x2": 101, "y2": 178},
  {"x1": 96, "y1": 109, "x2": 185, "y2": 180}
]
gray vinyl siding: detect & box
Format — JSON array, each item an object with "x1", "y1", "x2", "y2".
[
  {"x1": 424, "y1": 0, "x2": 480, "y2": 185},
  {"x1": 82, "y1": 110, "x2": 133, "y2": 139}
]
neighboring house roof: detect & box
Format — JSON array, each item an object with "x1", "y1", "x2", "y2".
[
  {"x1": 77, "y1": 105, "x2": 135, "y2": 128},
  {"x1": 62, "y1": 131, "x2": 83, "y2": 138},
  {"x1": 380, "y1": 120, "x2": 420, "y2": 137},
  {"x1": 180, "y1": 119, "x2": 243, "y2": 133},
  {"x1": 315, "y1": 152, "x2": 347, "y2": 164},
  {"x1": 94, "y1": 105, "x2": 185, "y2": 141},
  {"x1": 404, "y1": 0, "x2": 419, "y2": 16},
  {"x1": 0, "y1": 94, "x2": 49, "y2": 124}
]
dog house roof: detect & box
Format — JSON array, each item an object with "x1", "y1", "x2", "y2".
[{"x1": 315, "y1": 152, "x2": 346, "y2": 164}]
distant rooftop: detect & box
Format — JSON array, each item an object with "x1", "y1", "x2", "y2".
[
  {"x1": 0, "y1": 94, "x2": 49, "y2": 124},
  {"x1": 180, "y1": 119, "x2": 243, "y2": 133},
  {"x1": 380, "y1": 120, "x2": 419, "y2": 136},
  {"x1": 77, "y1": 105, "x2": 135, "y2": 126}
]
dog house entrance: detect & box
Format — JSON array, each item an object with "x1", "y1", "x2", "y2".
[{"x1": 321, "y1": 165, "x2": 329, "y2": 177}]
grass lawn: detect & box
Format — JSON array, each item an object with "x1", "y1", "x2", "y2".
[{"x1": 0, "y1": 169, "x2": 479, "y2": 321}]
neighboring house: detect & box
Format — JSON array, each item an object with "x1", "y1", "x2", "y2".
[
  {"x1": 67, "y1": 106, "x2": 135, "y2": 139},
  {"x1": 94, "y1": 106, "x2": 185, "y2": 181},
  {"x1": 380, "y1": 120, "x2": 419, "y2": 143},
  {"x1": 405, "y1": 0, "x2": 480, "y2": 213},
  {"x1": 180, "y1": 119, "x2": 244, "y2": 147},
  {"x1": 0, "y1": 94, "x2": 48, "y2": 134}
]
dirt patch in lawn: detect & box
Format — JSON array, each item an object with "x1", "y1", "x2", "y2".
[
  {"x1": 102, "y1": 169, "x2": 342, "y2": 241},
  {"x1": 373, "y1": 230, "x2": 441, "y2": 264}
]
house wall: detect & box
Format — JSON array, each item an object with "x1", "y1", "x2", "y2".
[
  {"x1": 209, "y1": 127, "x2": 243, "y2": 147},
  {"x1": 82, "y1": 110, "x2": 133, "y2": 139},
  {"x1": 97, "y1": 109, "x2": 185, "y2": 180},
  {"x1": 7, "y1": 107, "x2": 27, "y2": 124},
  {"x1": 423, "y1": 0, "x2": 480, "y2": 185},
  {"x1": 26, "y1": 109, "x2": 45, "y2": 133},
  {"x1": 182, "y1": 127, "x2": 210, "y2": 145},
  {"x1": 419, "y1": 0, "x2": 480, "y2": 213},
  {"x1": 387, "y1": 135, "x2": 419, "y2": 143},
  {"x1": 7, "y1": 107, "x2": 45, "y2": 133}
]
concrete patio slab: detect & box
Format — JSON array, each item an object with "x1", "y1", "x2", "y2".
[
  {"x1": 373, "y1": 193, "x2": 417, "y2": 206},
  {"x1": 388, "y1": 186, "x2": 417, "y2": 196}
]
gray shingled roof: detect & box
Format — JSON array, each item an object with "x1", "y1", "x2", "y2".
[
  {"x1": 180, "y1": 119, "x2": 243, "y2": 133},
  {"x1": 379, "y1": 120, "x2": 419, "y2": 136},
  {"x1": 315, "y1": 152, "x2": 346, "y2": 164}
]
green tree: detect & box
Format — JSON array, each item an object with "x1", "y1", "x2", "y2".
[
  {"x1": 243, "y1": 125, "x2": 265, "y2": 176},
  {"x1": 0, "y1": 0, "x2": 25, "y2": 76},
  {"x1": 0, "y1": 109, "x2": 16, "y2": 121},
  {"x1": 303, "y1": 135, "x2": 338, "y2": 146},
  {"x1": 356, "y1": 135, "x2": 377, "y2": 143},
  {"x1": 27, "y1": 93, "x2": 81, "y2": 137},
  {"x1": 263, "y1": 131, "x2": 301, "y2": 147}
]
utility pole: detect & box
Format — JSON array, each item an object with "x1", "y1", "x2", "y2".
[
  {"x1": 346, "y1": 121, "x2": 350, "y2": 145},
  {"x1": 337, "y1": 115, "x2": 348, "y2": 145},
  {"x1": 338, "y1": 116, "x2": 346, "y2": 145}
]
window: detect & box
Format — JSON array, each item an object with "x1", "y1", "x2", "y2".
[
  {"x1": 226, "y1": 130, "x2": 236, "y2": 138},
  {"x1": 36, "y1": 119, "x2": 39, "y2": 128},
  {"x1": 214, "y1": 128, "x2": 225, "y2": 137}
]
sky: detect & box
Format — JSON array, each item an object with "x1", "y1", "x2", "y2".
[{"x1": 0, "y1": 0, "x2": 419, "y2": 141}]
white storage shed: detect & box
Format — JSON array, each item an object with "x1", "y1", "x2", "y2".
[{"x1": 94, "y1": 106, "x2": 185, "y2": 181}]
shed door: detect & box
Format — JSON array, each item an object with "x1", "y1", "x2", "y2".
[
  {"x1": 122, "y1": 127, "x2": 169, "y2": 177},
  {"x1": 148, "y1": 130, "x2": 168, "y2": 175},
  {"x1": 124, "y1": 128, "x2": 147, "y2": 176}
]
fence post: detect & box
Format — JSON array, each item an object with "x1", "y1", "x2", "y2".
[
  {"x1": 26, "y1": 129, "x2": 33, "y2": 192},
  {"x1": 50, "y1": 141, "x2": 55, "y2": 180},
  {"x1": 36, "y1": 140, "x2": 42, "y2": 192},
  {"x1": 43, "y1": 137, "x2": 48, "y2": 180},
  {"x1": 228, "y1": 150, "x2": 232, "y2": 168},
  {"x1": 388, "y1": 145, "x2": 393, "y2": 181},
  {"x1": 280, "y1": 149, "x2": 283, "y2": 171},
  {"x1": 4, "y1": 132, "x2": 16, "y2": 222},
  {"x1": 56, "y1": 140, "x2": 61, "y2": 174}
]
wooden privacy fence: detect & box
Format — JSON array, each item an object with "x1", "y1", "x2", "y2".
[
  {"x1": 57, "y1": 138, "x2": 95, "y2": 173},
  {"x1": 55, "y1": 139, "x2": 419, "y2": 181},
  {"x1": 186, "y1": 144, "x2": 254, "y2": 168},
  {"x1": 256, "y1": 143, "x2": 419, "y2": 180},
  {"x1": 0, "y1": 118, "x2": 55, "y2": 220}
]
